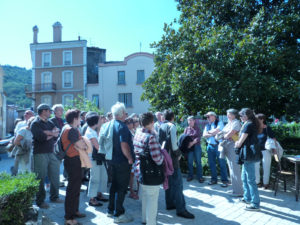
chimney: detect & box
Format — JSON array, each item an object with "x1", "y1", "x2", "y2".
[
  {"x1": 53, "y1": 22, "x2": 62, "y2": 42},
  {"x1": 33, "y1": 25, "x2": 38, "y2": 44}
]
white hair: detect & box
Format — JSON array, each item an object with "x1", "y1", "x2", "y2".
[
  {"x1": 111, "y1": 102, "x2": 126, "y2": 119},
  {"x1": 52, "y1": 104, "x2": 64, "y2": 112}
]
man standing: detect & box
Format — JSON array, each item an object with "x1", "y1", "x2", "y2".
[
  {"x1": 203, "y1": 111, "x2": 228, "y2": 187},
  {"x1": 154, "y1": 111, "x2": 163, "y2": 133},
  {"x1": 107, "y1": 102, "x2": 134, "y2": 223},
  {"x1": 158, "y1": 110, "x2": 195, "y2": 219},
  {"x1": 31, "y1": 104, "x2": 63, "y2": 209}
]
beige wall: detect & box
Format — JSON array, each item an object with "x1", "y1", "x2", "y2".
[
  {"x1": 35, "y1": 91, "x2": 84, "y2": 108},
  {"x1": 35, "y1": 47, "x2": 84, "y2": 67},
  {"x1": 35, "y1": 67, "x2": 84, "y2": 90}
]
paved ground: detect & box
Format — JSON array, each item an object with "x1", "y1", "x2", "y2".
[{"x1": 1, "y1": 153, "x2": 300, "y2": 225}]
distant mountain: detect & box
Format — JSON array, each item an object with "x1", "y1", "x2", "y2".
[{"x1": 1, "y1": 65, "x2": 32, "y2": 108}]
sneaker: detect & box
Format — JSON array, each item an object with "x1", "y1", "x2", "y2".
[
  {"x1": 187, "y1": 177, "x2": 193, "y2": 182},
  {"x1": 114, "y1": 214, "x2": 133, "y2": 223},
  {"x1": 220, "y1": 182, "x2": 228, "y2": 188},
  {"x1": 240, "y1": 198, "x2": 250, "y2": 204},
  {"x1": 245, "y1": 205, "x2": 260, "y2": 211},
  {"x1": 176, "y1": 210, "x2": 195, "y2": 219},
  {"x1": 208, "y1": 180, "x2": 217, "y2": 185},
  {"x1": 38, "y1": 202, "x2": 49, "y2": 209},
  {"x1": 198, "y1": 178, "x2": 205, "y2": 183},
  {"x1": 107, "y1": 210, "x2": 114, "y2": 217}
]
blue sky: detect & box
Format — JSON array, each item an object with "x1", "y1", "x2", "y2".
[{"x1": 0, "y1": 0, "x2": 180, "y2": 69}]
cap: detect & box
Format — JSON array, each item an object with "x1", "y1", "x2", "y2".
[
  {"x1": 205, "y1": 111, "x2": 217, "y2": 117},
  {"x1": 37, "y1": 104, "x2": 52, "y2": 111}
]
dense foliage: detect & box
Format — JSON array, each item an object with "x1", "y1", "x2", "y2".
[
  {"x1": 64, "y1": 95, "x2": 104, "y2": 115},
  {"x1": 0, "y1": 172, "x2": 39, "y2": 225},
  {"x1": 2, "y1": 65, "x2": 32, "y2": 108},
  {"x1": 142, "y1": 0, "x2": 300, "y2": 120}
]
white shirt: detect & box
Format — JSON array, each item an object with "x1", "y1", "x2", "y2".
[{"x1": 84, "y1": 126, "x2": 98, "y2": 160}]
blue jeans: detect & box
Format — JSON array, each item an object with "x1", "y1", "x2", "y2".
[
  {"x1": 165, "y1": 168, "x2": 186, "y2": 214},
  {"x1": 187, "y1": 144, "x2": 203, "y2": 179},
  {"x1": 207, "y1": 144, "x2": 228, "y2": 182},
  {"x1": 242, "y1": 161, "x2": 260, "y2": 208}
]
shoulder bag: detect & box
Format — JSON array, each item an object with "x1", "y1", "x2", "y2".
[{"x1": 140, "y1": 135, "x2": 164, "y2": 185}]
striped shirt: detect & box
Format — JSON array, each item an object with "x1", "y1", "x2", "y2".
[{"x1": 133, "y1": 128, "x2": 164, "y2": 181}]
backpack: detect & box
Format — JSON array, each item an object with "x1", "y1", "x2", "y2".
[
  {"x1": 158, "y1": 123, "x2": 172, "y2": 153},
  {"x1": 54, "y1": 127, "x2": 72, "y2": 161}
]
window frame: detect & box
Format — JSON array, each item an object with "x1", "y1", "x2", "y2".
[
  {"x1": 92, "y1": 94, "x2": 99, "y2": 108},
  {"x1": 136, "y1": 70, "x2": 145, "y2": 84},
  {"x1": 62, "y1": 70, "x2": 73, "y2": 88},
  {"x1": 117, "y1": 71, "x2": 126, "y2": 85},
  {"x1": 41, "y1": 95, "x2": 52, "y2": 106},
  {"x1": 62, "y1": 94, "x2": 74, "y2": 106},
  {"x1": 42, "y1": 52, "x2": 51, "y2": 67},
  {"x1": 118, "y1": 93, "x2": 132, "y2": 108},
  {"x1": 63, "y1": 50, "x2": 72, "y2": 66}
]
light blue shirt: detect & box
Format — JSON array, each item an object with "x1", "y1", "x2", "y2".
[{"x1": 204, "y1": 121, "x2": 224, "y2": 145}]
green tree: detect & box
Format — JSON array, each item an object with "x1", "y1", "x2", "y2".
[
  {"x1": 2, "y1": 65, "x2": 32, "y2": 108},
  {"x1": 64, "y1": 95, "x2": 104, "y2": 115},
  {"x1": 142, "y1": 0, "x2": 300, "y2": 120}
]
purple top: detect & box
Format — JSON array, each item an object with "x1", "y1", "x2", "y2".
[{"x1": 184, "y1": 125, "x2": 201, "y2": 145}]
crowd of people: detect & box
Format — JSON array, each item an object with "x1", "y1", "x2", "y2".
[{"x1": 8, "y1": 102, "x2": 278, "y2": 225}]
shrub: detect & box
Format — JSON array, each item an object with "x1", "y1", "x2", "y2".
[
  {"x1": 271, "y1": 123, "x2": 300, "y2": 153},
  {"x1": 0, "y1": 172, "x2": 39, "y2": 225}
]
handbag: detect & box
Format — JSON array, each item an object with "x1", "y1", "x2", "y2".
[{"x1": 140, "y1": 136, "x2": 164, "y2": 185}]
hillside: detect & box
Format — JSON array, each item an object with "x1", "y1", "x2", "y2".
[{"x1": 1, "y1": 65, "x2": 32, "y2": 108}]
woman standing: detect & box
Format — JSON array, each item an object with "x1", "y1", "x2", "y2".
[
  {"x1": 235, "y1": 108, "x2": 261, "y2": 211},
  {"x1": 86, "y1": 113, "x2": 108, "y2": 206},
  {"x1": 62, "y1": 109, "x2": 87, "y2": 225},
  {"x1": 255, "y1": 113, "x2": 275, "y2": 189},
  {"x1": 184, "y1": 116, "x2": 204, "y2": 183},
  {"x1": 221, "y1": 109, "x2": 243, "y2": 196},
  {"x1": 133, "y1": 112, "x2": 164, "y2": 225}
]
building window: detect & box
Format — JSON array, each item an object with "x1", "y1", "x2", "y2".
[
  {"x1": 41, "y1": 95, "x2": 52, "y2": 106},
  {"x1": 41, "y1": 72, "x2": 52, "y2": 90},
  {"x1": 137, "y1": 70, "x2": 145, "y2": 84},
  {"x1": 62, "y1": 71, "x2": 73, "y2": 88},
  {"x1": 63, "y1": 51, "x2": 72, "y2": 65},
  {"x1": 92, "y1": 94, "x2": 99, "y2": 108},
  {"x1": 62, "y1": 94, "x2": 73, "y2": 106},
  {"x1": 118, "y1": 71, "x2": 125, "y2": 85},
  {"x1": 118, "y1": 93, "x2": 132, "y2": 107},
  {"x1": 42, "y1": 52, "x2": 51, "y2": 67}
]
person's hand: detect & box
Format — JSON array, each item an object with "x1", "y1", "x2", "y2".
[
  {"x1": 234, "y1": 142, "x2": 241, "y2": 148},
  {"x1": 52, "y1": 128, "x2": 59, "y2": 137},
  {"x1": 128, "y1": 158, "x2": 133, "y2": 165}
]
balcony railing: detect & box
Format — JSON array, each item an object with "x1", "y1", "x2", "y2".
[{"x1": 25, "y1": 83, "x2": 57, "y2": 93}]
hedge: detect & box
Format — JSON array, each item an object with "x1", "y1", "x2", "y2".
[{"x1": 0, "y1": 172, "x2": 39, "y2": 225}]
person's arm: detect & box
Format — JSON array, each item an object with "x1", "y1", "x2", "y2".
[
  {"x1": 30, "y1": 122, "x2": 48, "y2": 141},
  {"x1": 203, "y1": 125, "x2": 213, "y2": 138},
  {"x1": 14, "y1": 134, "x2": 24, "y2": 146},
  {"x1": 235, "y1": 133, "x2": 248, "y2": 148},
  {"x1": 224, "y1": 130, "x2": 238, "y2": 139},
  {"x1": 121, "y1": 142, "x2": 133, "y2": 164},
  {"x1": 90, "y1": 137, "x2": 99, "y2": 150}
]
